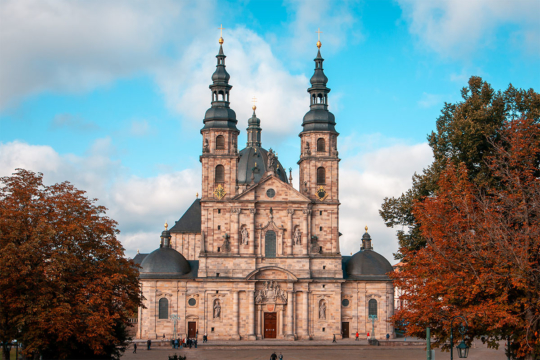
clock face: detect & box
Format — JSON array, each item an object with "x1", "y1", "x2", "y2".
[
  {"x1": 316, "y1": 186, "x2": 328, "y2": 201},
  {"x1": 214, "y1": 184, "x2": 226, "y2": 200}
]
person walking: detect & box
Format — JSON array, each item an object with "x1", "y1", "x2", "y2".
[
  {"x1": 386, "y1": 333, "x2": 390, "y2": 340},
  {"x1": 355, "y1": 332, "x2": 359, "y2": 341},
  {"x1": 133, "y1": 343, "x2": 137, "y2": 353},
  {"x1": 189, "y1": 338, "x2": 192, "y2": 349},
  {"x1": 204, "y1": 332, "x2": 208, "y2": 343},
  {"x1": 367, "y1": 332, "x2": 370, "y2": 339},
  {"x1": 270, "y1": 352, "x2": 278, "y2": 360},
  {"x1": 194, "y1": 338, "x2": 198, "y2": 348},
  {"x1": 279, "y1": 353, "x2": 283, "y2": 360},
  {"x1": 147, "y1": 339, "x2": 151, "y2": 350},
  {"x1": 333, "y1": 334, "x2": 337, "y2": 343}
]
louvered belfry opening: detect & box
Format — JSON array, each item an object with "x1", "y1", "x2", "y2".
[
  {"x1": 216, "y1": 135, "x2": 225, "y2": 150},
  {"x1": 215, "y1": 165, "x2": 225, "y2": 183},
  {"x1": 317, "y1": 167, "x2": 326, "y2": 184}
]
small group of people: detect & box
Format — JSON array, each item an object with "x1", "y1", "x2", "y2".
[
  {"x1": 170, "y1": 337, "x2": 198, "y2": 349},
  {"x1": 270, "y1": 352, "x2": 284, "y2": 360}
]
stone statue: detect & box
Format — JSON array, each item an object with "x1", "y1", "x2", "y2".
[
  {"x1": 305, "y1": 142, "x2": 311, "y2": 156},
  {"x1": 255, "y1": 291, "x2": 263, "y2": 303},
  {"x1": 267, "y1": 148, "x2": 276, "y2": 171},
  {"x1": 203, "y1": 138, "x2": 209, "y2": 153},
  {"x1": 241, "y1": 226, "x2": 249, "y2": 245},
  {"x1": 222, "y1": 234, "x2": 231, "y2": 252},
  {"x1": 213, "y1": 299, "x2": 221, "y2": 319},
  {"x1": 294, "y1": 226, "x2": 301, "y2": 245},
  {"x1": 319, "y1": 300, "x2": 326, "y2": 320}
]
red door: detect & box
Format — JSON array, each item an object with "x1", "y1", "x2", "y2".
[
  {"x1": 188, "y1": 322, "x2": 196, "y2": 338},
  {"x1": 264, "y1": 312, "x2": 277, "y2": 339}
]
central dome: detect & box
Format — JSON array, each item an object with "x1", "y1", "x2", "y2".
[{"x1": 237, "y1": 146, "x2": 288, "y2": 185}]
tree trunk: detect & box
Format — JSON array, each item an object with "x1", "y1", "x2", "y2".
[{"x1": 2, "y1": 345, "x2": 10, "y2": 360}]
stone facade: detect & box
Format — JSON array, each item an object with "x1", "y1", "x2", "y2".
[{"x1": 136, "y1": 40, "x2": 394, "y2": 342}]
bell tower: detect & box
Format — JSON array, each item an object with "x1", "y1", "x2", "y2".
[
  {"x1": 200, "y1": 31, "x2": 240, "y2": 201},
  {"x1": 298, "y1": 31, "x2": 340, "y2": 255}
]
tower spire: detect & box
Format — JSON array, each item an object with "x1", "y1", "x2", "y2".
[
  {"x1": 246, "y1": 98, "x2": 262, "y2": 147},
  {"x1": 300, "y1": 29, "x2": 336, "y2": 134},
  {"x1": 202, "y1": 27, "x2": 238, "y2": 131}
]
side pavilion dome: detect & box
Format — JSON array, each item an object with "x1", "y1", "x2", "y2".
[
  {"x1": 140, "y1": 228, "x2": 191, "y2": 279},
  {"x1": 345, "y1": 227, "x2": 393, "y2": 280}
]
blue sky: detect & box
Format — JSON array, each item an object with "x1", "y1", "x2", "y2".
[{"x1": 1, "y1": 0, "x2": 539, "y2": 262}]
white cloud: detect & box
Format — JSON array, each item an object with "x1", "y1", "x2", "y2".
[
  {"x1": 397, "y1": 0, "x2": 540, "y2": 58},
  {"x1": 338, "y1": 142, "x2": 433, "y2": 263},
  {"x1": 0, "y1": 0, "x2": 215, "y2": 109},
  {"x1": 50, "y1": 113, "x2": 100, "y2": 131},
  {"x1": 154, "y1": 27, "x2": 310, "y2": 140},
  {"x1": 0, "y1": 140, "x2": 200, "y2": 258},
  {"x1": 129, "y1": 120, "x2": 151, "y2": 137},
  {"x1": 418, "y1": 92, "x2": 444, "y2": 108},
  {"x1": 0, "y1": 139, "x2": 432, "y2": 262}
]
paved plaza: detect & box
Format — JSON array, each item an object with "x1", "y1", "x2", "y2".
[{"x1": 121, "y1": 340, "x2": 507, "y2": 360}]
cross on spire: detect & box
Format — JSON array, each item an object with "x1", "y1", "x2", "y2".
[
  {"x1": 218, "y1": 24, "x2": 225, "y2": 44},
  {"x1": 316, "y1": 28, "x2": 322, "y2": 48},
  {"x1": 252, "y1": 96, "x2": 257, "y2": 110}
]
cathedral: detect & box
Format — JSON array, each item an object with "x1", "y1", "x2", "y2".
[{"x1": 134, "y1": 34, "x2": 395, "y2": 341}]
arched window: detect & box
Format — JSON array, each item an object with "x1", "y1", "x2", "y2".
[
  {"x1": 216, "y1": 135, "x2": 225, "y2": 150},
  {"x1": 218, "y1": 91, "x2": 224, "y2": 101},
  {"x1": 265, "y1": 230, "x2": 276, "y2": 258},
  {"x1": 215, "y1": 165, "x2": 224, "y2": 183},
  {"x1": 317, "y1": 167, "x2": 326, "y2": 185},
  {"x1": 368, "y1": 299, "x2": 377, "y2": 317},
  {"x1": 317, "y1": 94, "x2": 323, "y2": 104},
  {"x1": 159, "y1": 298, "x2": 168, "y2": 319},
  {"x1": 317, "y1": 138, "x2": 325, "y2": 152}
]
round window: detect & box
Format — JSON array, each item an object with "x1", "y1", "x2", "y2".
[
  {"x1": 342, "y1": 299, "x2": 350, "y2": 307},
  {"x1": 266, "y1": 188, "x2": 276, "y2": 198},
  {"x1": 188, "y1": 298, "x2": 197, "y2": 306}
]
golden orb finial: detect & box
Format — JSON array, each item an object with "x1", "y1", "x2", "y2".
[
  {"x1": 316, "y1": 28, "x2": 323, "y2": 48},
  {"x1": 252, "y1": 105, "x2": 257, "y2": 110},
  {"x1": 218, "y1": 24, "x2": 225, "y2": 44},
  {"x1": 165, "y1": 221, "x2": 168, "y2": 231},
  {"x1": 196, "y1": 192, "x2": 199, "y2": 198},
  {"x1": 317, "y1": 40, "x2": 322, "y2": 49},
  {"x1": 365, "y1": 225, "x2": 368, "y2": 232}
]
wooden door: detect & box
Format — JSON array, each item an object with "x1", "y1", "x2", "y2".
[
  {"x1": 342, "y1": 322, "x2": 349, "y2": 338},
  {"x1": 264, "y1": 312, "x2": 277, "y2": 339},
  {"x1": 188, "y1": 322, "x2": 196, "y2": 338}
]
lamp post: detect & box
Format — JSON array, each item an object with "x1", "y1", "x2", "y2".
[
  {"x1": 368, "y1": 314, "x2": 377, "y2": 342},
  {"x1": 170, "y1": 314, "x2": 180, "y2": 339},
  {"x1": 450, "y1": 315, "x2": 469, "y2": 359}
]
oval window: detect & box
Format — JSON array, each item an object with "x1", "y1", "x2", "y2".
[
  {"x1": 266, "y1": 188, "x2": 276, "y2": 198},
  {"x1": 188, "y1": 298, "x2": 197, "y2": 306},
  {"x1": 342, "y1": 299, "x2": 350, "y2": 307}
]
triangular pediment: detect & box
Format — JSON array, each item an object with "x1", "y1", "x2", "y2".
[{"x1": 233, "y1": 174, "x2": 311, "y2": 202}]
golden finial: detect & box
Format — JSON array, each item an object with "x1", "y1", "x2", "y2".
[
  {"x1": 365, "y1": 225, "x2": 368, "y2": 232},
  {"x1": 165, "y1": 221, "x2": 168, "y2": 231},
  {"x1": 254, "y1": 162, "x2": 257, "y2": 167},
  {"x1": 196, "y1": 192, "x2": 199, "y2": 198},
  {"x1": 316, "y1": 28, "x2": 323, "y2": 48},
  {"x1": 137, "y1": 249, "x2": 140, "y2": 254},
  {"x1": 218, "y1": 24, "x2": 225, "y2": 44},
  {"x1": 252, "y1": 96, "x2": 257, "y2": 111}
]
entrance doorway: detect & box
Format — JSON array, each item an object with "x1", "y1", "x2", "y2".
[
  {"x1": 188, "y1": 322, "x2": 197, "y2": 338},
  {"x1": 264, "y1": 312, "x2": 277, "y2": 339},
  {"x1": 342, "y1": 322, "x2": 349, "y2": 338}
]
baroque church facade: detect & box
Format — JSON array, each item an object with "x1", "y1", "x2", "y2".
[{"x1": 135, "y1": 35, "x2": 395, "y2": 341}]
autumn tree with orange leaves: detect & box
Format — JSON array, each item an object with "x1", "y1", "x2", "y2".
[
  {"x1": 392, "y1": 118, "x2": 540, "y2": 359},
  {"x1": 0, "y1": 170, "x2": 143, "y2": 359}
]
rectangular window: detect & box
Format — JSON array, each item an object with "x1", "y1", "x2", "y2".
[
  {"x1": 218, "y1": 209, "x2": 221, "y2": 214},
  {"x1": 211, "y1": 327, "x2": 215, "y2": 332},
  {"x1": 320, "y1": 211, "x2": 322, "y2": 215},
  {"x1": 323, "y1": 265, "x2": 326, "y2": 270},
  {"x1": 322, "y1": 327, "x2": 325, "y2": 332},
  {"x1": 320, "y1": 226, "x2": 322, "y2": 231},
  {"x1": 217, "y1": 247, "x2": 220, "y2": 252},
  {"x1": 322, "y1": 284, "x2": 325, "y2": 288},
  {"x1": 218, "y1": 225, "x2": 221, "y2": 230},
  {"x1": 216, "y1": 273, "x2": 220, "y2": 277}
]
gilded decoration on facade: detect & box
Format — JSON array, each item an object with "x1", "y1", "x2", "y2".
[
  {"x1": 214, "y1": 184, "x2": 226, "y2": 199},
  {"x1": 255, "y1": 281, "x2": 287, "y2": 304},
  {"x1": 316, "y1": 185, "x2": 328, "y2": 201}
]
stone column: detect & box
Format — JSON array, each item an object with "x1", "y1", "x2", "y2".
[
  {"x1": 303, "y1": 290, "x2": 309, "y2": 339},
  {"x1": 286, "y1": 291, "x2": 295, "y2": 339},
  {"x1": 250, "y1": 209, "x2": 256, "y2": 255},
  {"x1": 288, "y1": 209, "x2": 294, "y2": 256},
  {"x1": 256, "y1": 305, "x2": 262, "y2": 339},
  {"x1": 302, "y1": 209, "x2": 308, "y2": 255},
  {"x1": 232, "y1": 291, "x2": 240, "y2": 339},
  {"x1": 248, "y1": 291, "x2": 256, "y2": 340},
  {"x1": 279, "y1": 308, "x2": 284, "y2": 336},
  {"x1": 307, "y1": 209, "x2": 312, "y2": 254},
  {"x1": 233, "y1": 208, "x2": 241, "y2": 255}
]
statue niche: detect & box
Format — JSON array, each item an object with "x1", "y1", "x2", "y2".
[
  {"x1": 294, "y1": 226, "x2": 301, "y2": 245},
  {"x1": 254, "y1": 280, "x2": 287, "y2": 305},
  {"x1": 213, "y1": 299, "x2": 221, "y2": 319},
  {"x1": 240, "y1": 225, "x2": 249, "y2": 245},
  {"x1": 319, "y1": 299, "x2": 326, "y2": 320}
]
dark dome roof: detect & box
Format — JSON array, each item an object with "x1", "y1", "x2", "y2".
[
  {"x1": 140, "y1": 247, "x2": 191, "y2": 275},
  {"x1": 302, "y1": 109, "x2": 336, "y2": 132},
  {"x1": 346, "y1": 249, "x2": 393, "y2": 278},
  {"x1": 237, "y1": 146, "x2": 288, "y2": 185},
  {"x1": 212, "y1": 66, "x2": 230, "y2": 82}
]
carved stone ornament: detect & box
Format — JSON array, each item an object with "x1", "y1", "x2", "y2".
[
  {"x1": 240, "y1": 226, "x2": 249, "y2": 245},
  {"x1": 203, "y1": 138, "x2": 210, "y2": 153},
  {"x1": 254, "y1": 281, "x2": 287, "y2": 305},
  {"x1": 214, "y1": 184, "x2": 226, "y2": 200}
]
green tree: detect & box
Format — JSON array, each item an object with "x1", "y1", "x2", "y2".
[
  {"x1": 380, "y1": 76, "x2": 540, "y2": 259},
  {"x1": 0, "y1": 169, "x2": 143, "y2": 359}
]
